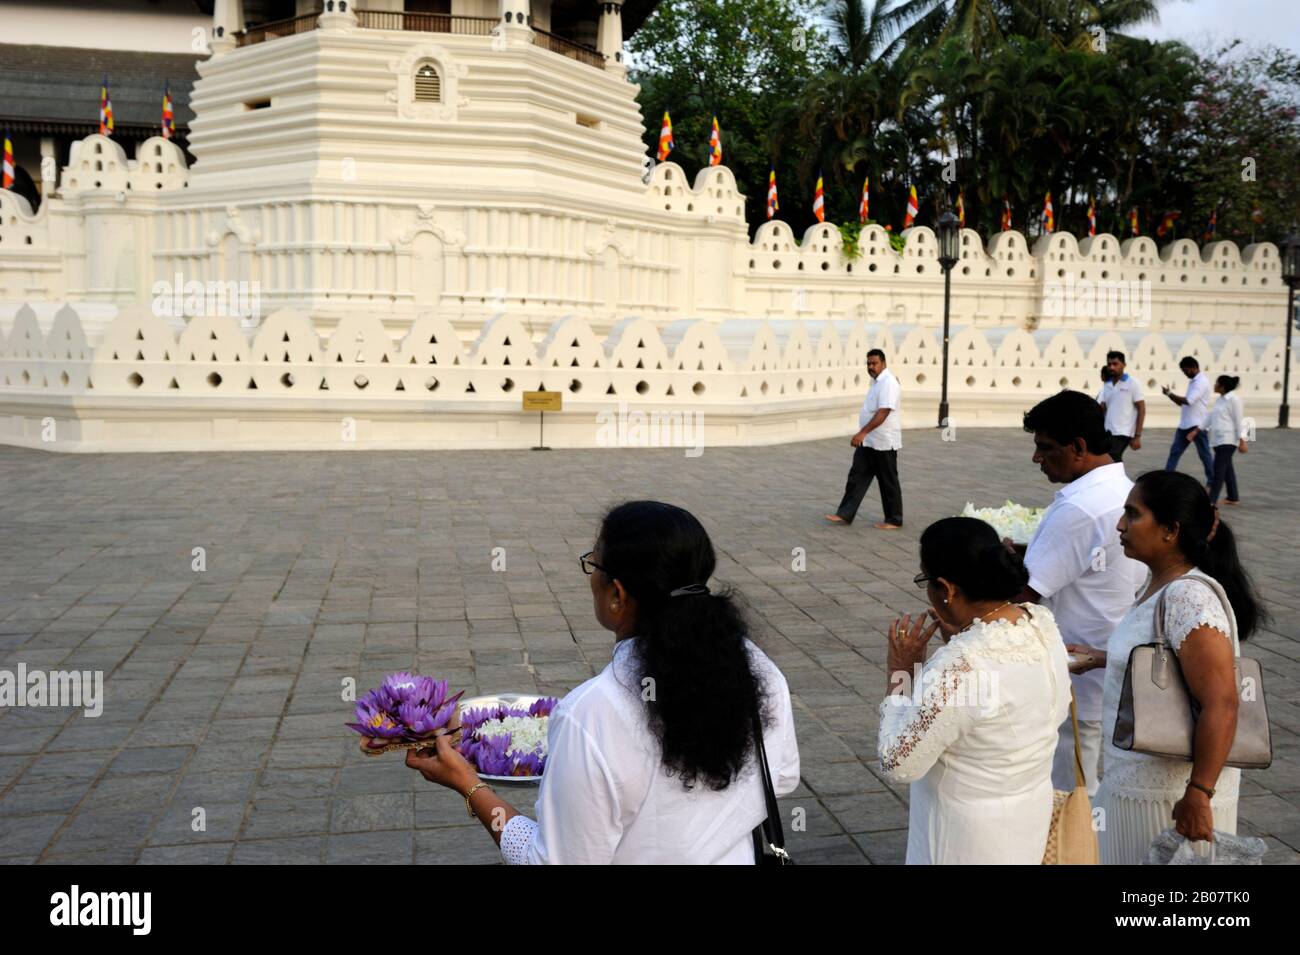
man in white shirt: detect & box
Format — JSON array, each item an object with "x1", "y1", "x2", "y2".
[
  {"x1": 1161, "y1": 356, "x2": 1214, "y2": 486},
  {"x1": 1021, "y1": 390, "x2": 1145, "y2": 796},
  {"x1": 825, "y1": 349, "x2": 903, "y2": 529},
  {"x1": 1097, "y1": 350, "x2": 1145, "y2": 462}
]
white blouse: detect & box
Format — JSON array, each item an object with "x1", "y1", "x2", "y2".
[
  {"x1": 1100, "y1": 570, "x2": 1240, "y2": 805},
  {"x1": 1207, "y1": 392, "x2": 1245, "y2": 448},
  {"x1": 877, "y1": 606, "x2": 1071, "y2": 864},
  {"x1": 499, "y1": 638, "x2": 800, "y2": 864}
]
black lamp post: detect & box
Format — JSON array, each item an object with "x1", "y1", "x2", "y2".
[
  {"x1": 935, "y1": 210, "x2": 960, "y2": 428},
  {"x1": 1280, "y1": 230, "x2": 1300, "y2": 428}
]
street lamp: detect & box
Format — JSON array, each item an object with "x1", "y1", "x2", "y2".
[
  {"x1": 1280, "y1": 230, "x2": 1300, "y2": 428},
  {"x1": 935, "y1": 210, "x2": 961, "y2": 428}
]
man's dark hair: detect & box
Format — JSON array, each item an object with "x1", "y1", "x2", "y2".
[
  {"x1": 1179, "y1": 355, "x2": 1199, "y2": 370},
  {"x1": 1023, "y1": 390, "x2": 1111, "y2": 455},
  {"x1": 1106, "y1": 350, "x2": 1125, "y2": 363},
  {"x1": 867, "y1": 348, "x2": 886, "y2": 362}
]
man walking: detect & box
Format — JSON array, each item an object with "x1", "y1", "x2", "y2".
[
  {"x1": 1162, "y1": 356, "x2": 1213, "y2": 486},
  {"x1": 1097, "y1": 350, "x2": 1144, "y2": 461},
  {"x1": 825, "y1": 349, "x2": 902, "y2": 529},
  {"x1": 1020, "y1": 391, "x2": 1144, "y2": 797}
]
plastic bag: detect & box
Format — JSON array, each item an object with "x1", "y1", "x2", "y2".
[{"x1": 1145, "y1": 828, "x2": 1267, "y2": 865}]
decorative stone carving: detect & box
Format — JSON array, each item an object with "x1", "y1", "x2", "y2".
[{"x1": 388, "y1": 44, "x2": 466, "y2": 122}]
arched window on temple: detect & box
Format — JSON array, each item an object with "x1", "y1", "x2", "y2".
[{"x1": 414, "y1": 63, "x2": 442, "y2": 103}]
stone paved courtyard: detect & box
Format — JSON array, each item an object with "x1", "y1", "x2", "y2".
[{"x1": 0, "y1": 427, "x2": 1297, "y2": 864}]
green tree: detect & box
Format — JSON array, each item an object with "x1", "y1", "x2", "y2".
[{"x1": 628, "y1": 0, "x2": 827, "y2": 233}]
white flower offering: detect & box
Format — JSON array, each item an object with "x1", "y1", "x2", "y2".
[{"x1": 960, "y1": 501, "x2": 1046, "y2": 544}]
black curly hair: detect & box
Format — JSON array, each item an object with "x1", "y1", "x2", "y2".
[{"x1": 596, "y1": 501, "x2": 766, "y2": 791}]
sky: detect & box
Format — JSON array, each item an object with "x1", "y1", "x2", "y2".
[{"x1": 1133, "y1": 0, "x2": 1300, "y2": 56}]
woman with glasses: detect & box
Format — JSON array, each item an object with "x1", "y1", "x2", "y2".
[
  {"x1": 406, "y1": 500, "x2": 800, "y2": 863},
  {"x1": 878, "y1": 517, "x2": 1071, "y2": 863}
]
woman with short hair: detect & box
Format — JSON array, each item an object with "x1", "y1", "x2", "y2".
[
  {"x1": 878, "y1": 517, "x2": 1071, "y2": 864},
  {"x1": 406, "y1": 500, "x2": 800, "y2": 864}
]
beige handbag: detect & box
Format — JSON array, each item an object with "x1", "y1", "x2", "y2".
[
  {"x1": 1113, "y1": 574, "x2": 1272, "y2": 770},
  {"x1": 1043, "y1": 692, "x2": 1099, "y2": 865}
]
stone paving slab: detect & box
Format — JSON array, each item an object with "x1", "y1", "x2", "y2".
[{"x1": 0, "y1": 427, "x2": 1297, "y2": 864}]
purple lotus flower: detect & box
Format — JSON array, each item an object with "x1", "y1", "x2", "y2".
[
  {"x1": 511, "y1": 752, "x2": 544, "y2": 777},
  {"x1": 528, "y1": 697, "x2": 559, "y2": 718},
  {"x1": 470, "y1": 734, "x2": 514, "y2": 776},
  {"x1": 346, "y1": 673, "x2": 462, "y2": 742},
  {"x1": 346, "y1": 689, "x2": 405, "y2": 739}
]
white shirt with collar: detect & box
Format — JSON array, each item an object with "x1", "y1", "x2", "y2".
[
  {"x1": 497, "y1": 638, "x2": 800, "y2": 864},
  {"x1": 1180, "y1": 371, "x2": 1211, "y2": 430},
  {"x1": 1100, "y1": 374, "x2": 1144, "y2": 437},
  {"x1": 1024, "y1": 462, "x2": 1145, "y2": 722},
  {"x1": 859, "y1": 368, "x2": 902, "y2": 450},
  {"x1": 1208, "y1": 391, "x2": 1245, "y2": 447}
]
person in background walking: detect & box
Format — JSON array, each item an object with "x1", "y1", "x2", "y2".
[
  {"x1": 1207, "y1": 375, "x2": 1249, "y2": 506},
  {"x1": 1162, "y1": 356, "x2": 1213, "y2": 487},
  {"x1": 1097, "y1": 350, "x2": 1145, "y2": 462},
  {"x1": 826, "y1": 349, "x2": 903, "y2": 530}
]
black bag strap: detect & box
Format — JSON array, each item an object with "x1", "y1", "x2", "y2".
[{"x1": 751, "y1": 708, "x2": 790, "y2": 864}]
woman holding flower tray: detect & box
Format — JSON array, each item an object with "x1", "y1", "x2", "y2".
[{"x1": 406, "y1": 500, "x2": 801, "y2": 864}]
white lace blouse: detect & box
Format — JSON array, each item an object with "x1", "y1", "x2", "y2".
[
  {"x1": 877, "y1": 606, "x2": 1071, "y2": 864},
  {"x1": 1100, "y1": 570, "x2": 1240, "y2": 804}
]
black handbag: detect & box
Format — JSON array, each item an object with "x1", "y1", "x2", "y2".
[{"x1": 750, "y1": 710, "x2": 794, "y2": 866}]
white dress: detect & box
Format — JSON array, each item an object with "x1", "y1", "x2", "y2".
[
  {"x1": 1097, "y1": 570, "x2": 1240, "y2": 865},
  {"x1": 498, "y1": 638, "x2": 801, "y2": 864},
  {"x1": 877, "y1": 606, "x2": 1071, "y2": 864}
]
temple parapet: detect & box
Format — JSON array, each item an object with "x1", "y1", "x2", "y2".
[{"x1": 0, "y1": 304, "x2": 1292, "y2": 451}]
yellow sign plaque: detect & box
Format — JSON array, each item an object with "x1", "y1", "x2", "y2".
[{"x1": 522, "y1": 391, "x2": 562, "y2": 413}]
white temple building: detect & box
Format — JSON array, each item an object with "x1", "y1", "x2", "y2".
[{"x1": 0, "y1": 0, "x2": 1294, "y2": 451}]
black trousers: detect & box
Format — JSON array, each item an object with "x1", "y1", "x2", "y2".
[
  {"x1": 1209, "y1": 445, "x2": 1239, "y2": 503},
  {"x1": 835, "y1": 447, "x2": 903, "y2": 525},
  {"x1": 1108, "y1": 434, "x2": 1131, "y2": 461}
]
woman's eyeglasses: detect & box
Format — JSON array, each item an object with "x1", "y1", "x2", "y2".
[
  {"x1": 580, "y1": 551, "x2": 610, "y2": 576},
  {"x1": 913, "y1": 573, "x2": 932, "y2": 588}
]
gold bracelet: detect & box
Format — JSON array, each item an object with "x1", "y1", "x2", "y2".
[{"x1": 465, "y1": 782, "x2": 492, "y2": 818}]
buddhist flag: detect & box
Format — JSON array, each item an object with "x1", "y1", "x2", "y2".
[
  {"x1": 766, "y1": 166, "x2": 779, "y2": 219},
  {"x1": 162, "y1": 81, "x2": 175, "y2": 140},
  {"x1": 903, "y1": 185, "x2": 918, "y2": 229},
  {"x1": 858, "y1": 175, "x2": 869, "y2": 224},
  {"x1": 708, "y1": 116, "x2": 722, "y2": 167},
  {"x1": 1087, "y1": 196, "x2": 1097, "y2": 237},
  {"x1": 100, "y1": 75, "x2": 114, "y2": 136},
  {"x1": 656, "y1": 112, "x2": 674, "y2": 161},
  {"x1": 1042, "y1": 191, "x2": 1054, "y2": 233},
  {"x1": 812, "y1": 170, "x2": 825, "y2": 223},
  {"x1": 956, "y1": 190, "x2": 966, "y2": 228},
  {"x1": 2, "y1": 130, "x2": 13, "y2": 190},
  {"x1": 1203, "y1": 208, "x2": 1217, "y2": 243},
  {"x1": 1156, "y1": 211, "x2": 1181, "y2": 238},
  {"x1": 1000, "y1": 194, "x2": 1012, "y2": 232},
  {"x1": 1129, "y1": 207, "x2": 1140, "y2": 236}
]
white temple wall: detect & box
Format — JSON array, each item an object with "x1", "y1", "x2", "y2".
[{"x1": 0, "y1": 304, "x2": 1293, "y2": 452}]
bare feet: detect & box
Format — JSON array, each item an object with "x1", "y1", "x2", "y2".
[
  {"x1": 1222, "y1": 499, "x2": 1241, "y2": 506},
  {"x1": 825, "y1": 514, "x2": 849, "y2": 524},
  {"x1": 874, "y1": 522, "x2": 902, "y2": 530}
]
